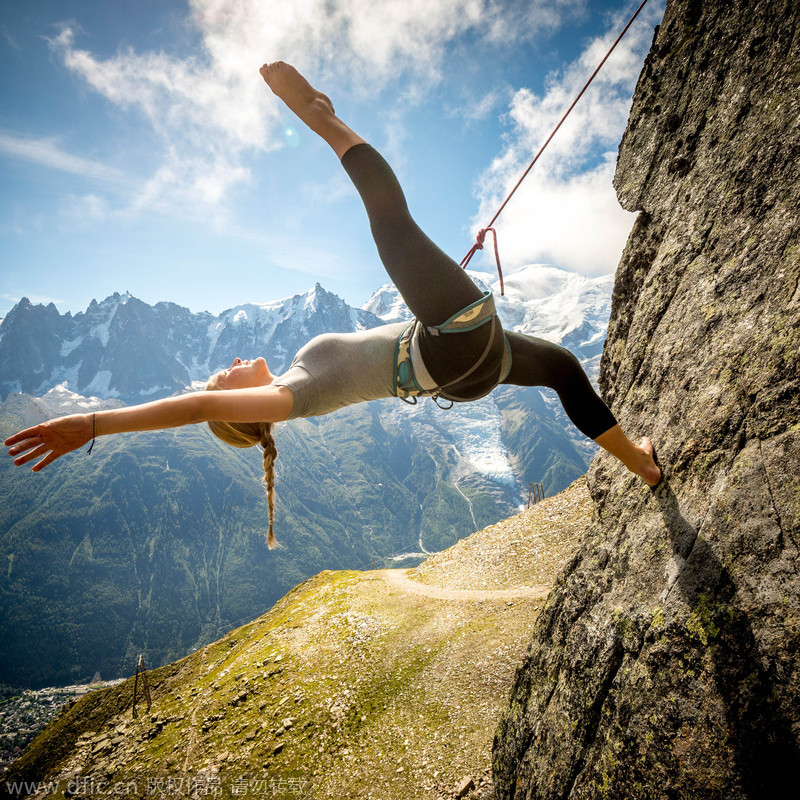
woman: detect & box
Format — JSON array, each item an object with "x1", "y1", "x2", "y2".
[{"x1": 5, "y1": 62, "x2": 662, "y2": 548}]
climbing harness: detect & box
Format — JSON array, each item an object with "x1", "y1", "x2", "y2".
[
  {"x1": 461, "y1": 0, "x2": 652, "y2": 294},
  {"x1": 393, "y1": 291, "x2": 512, "y2": 407}
]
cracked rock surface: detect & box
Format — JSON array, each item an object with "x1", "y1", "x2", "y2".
[{"x1": 492, "y1": 0, "x2": 800, "y2": 797}]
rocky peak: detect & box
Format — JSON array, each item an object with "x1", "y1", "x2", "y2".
[
  {"x1": 362, "y1": 282, "x2": 411, "y2": 323},
  {"x1": 0, "y1": 297, "x2": 68, "y2": 395},
  {"x1": 0, "y1": 285, "x2": 385, "y2": 402},
  {"x1": 493, "y1": 0, "x2": 800, "y2": 797}
]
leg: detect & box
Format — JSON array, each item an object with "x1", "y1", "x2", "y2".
[
  {"x1": 594, "y1": 426, "x2": 662, "y2": 488},
  {"x1": 341, "y1": 145, "x2": 503, "y2": 392},
  {"x1": 339, "y1": 144, "x2": 484, "y2": 325},
  {"x1": 260, "y1": 61, "x2": 483, "y2": 326},
  {"x1": 503, "y1": 332, "x2": 662, "y2": 486},
  {"x1": 260, "y1": 62, "x2": 365, "y2": 159}
]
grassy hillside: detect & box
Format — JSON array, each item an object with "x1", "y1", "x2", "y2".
[
  {"x1": 2, "y1": 479, "x2": 593, "y2": 800},
  {"x1": 1, "y1": 391, "x2": 589, "y2": 689}
]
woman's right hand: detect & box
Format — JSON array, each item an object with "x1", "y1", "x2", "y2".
[{"x1": 4, "y1": 414, "x2": 94, "y2": 472}]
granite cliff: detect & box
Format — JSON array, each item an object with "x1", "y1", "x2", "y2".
[{"x1": 493, "y1": 0, "x2": 800, "y2": 797}]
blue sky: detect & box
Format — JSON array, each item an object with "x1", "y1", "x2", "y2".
[{"x1": 0, "y1": 0, "x2": 665, "y2": 320}]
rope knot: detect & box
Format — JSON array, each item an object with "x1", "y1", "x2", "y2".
[{"x1": 460, "y1": 226, "x2": 504, "y2": 295}]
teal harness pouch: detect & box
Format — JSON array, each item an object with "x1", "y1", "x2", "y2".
[{"x1": 392, "y1": 291, "x2": 512, "y2": 405}]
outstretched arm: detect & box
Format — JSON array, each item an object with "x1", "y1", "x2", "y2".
[{"x1": 4, "y1": 384, "x2": 294, "y2": 472}]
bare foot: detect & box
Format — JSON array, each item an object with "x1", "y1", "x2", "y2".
[
  {"x1": 259, "y1": 61, "x2": 335, "y2": 120},
  {"x1": 593, "y1": 425, "x2": 664, "y2": 489},
  {"x1": 259, "y1": 61, "x2": 365, "y2": 158},
  {"x1": 638, "y1": 437, "x2": 663, "y2": 488}
]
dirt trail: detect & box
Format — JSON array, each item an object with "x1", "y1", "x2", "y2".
[{"x1": 380, "y1": 568, "x2": 550, "y2": 601}]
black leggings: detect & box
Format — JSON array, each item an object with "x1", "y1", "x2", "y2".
[{"x1": 341, "y1": 143, "x2": 617, "y2": 440}]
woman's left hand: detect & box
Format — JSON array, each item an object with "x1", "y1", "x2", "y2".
[{"x1": 5, "y1": 414, "x2": 93, "y2": 472}]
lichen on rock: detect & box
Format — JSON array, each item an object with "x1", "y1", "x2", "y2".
[{"x1": 492, "y1": 0, "x2": 800, "y2": 797}]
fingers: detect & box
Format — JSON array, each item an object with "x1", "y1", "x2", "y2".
[
  {"x1": 4, "y1": 426, "x2": 42, "y2": 447},
  {"x1": 11, "y1": 442, "x2": 49, "y2": 467},
  {"x1": 5, "y1": 429, "x2": 56, "y2": 470},
  {"x1": 31, "y1": 450, "x2": 60, "y2": 472},
  {"x1": 7, "y1": 434, "x2": 43, "y2": 459},
  {"x1": 6, "y1": 437, "x2": 60, "y2": 471}
]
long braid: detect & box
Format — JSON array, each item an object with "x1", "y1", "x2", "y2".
[
  {"x1": 204, "y1": 375, "x2": 281, "y2": 548},
  {"x1": 259, "y1": 424, "x2": 279, "y2": 549}
]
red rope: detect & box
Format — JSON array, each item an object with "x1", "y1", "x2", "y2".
[
  {"x1": 460, "y1": 227, "x2": 503, "y2": 294},
  {"x1": 461, "y1": 0, "x2": 651, "y2": 294}
]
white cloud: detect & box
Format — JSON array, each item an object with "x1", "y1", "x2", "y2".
[
  {"x1": 45, "y1": 0, "x2": 588, "y2": 216},
  {"x1": 128, "y1": 151, "x2": 251, "y2": 218},
  {"x1": 300, "y1": 171, "x2": 357, "y2": 208},
  {"x1": 48, "y1": 26, "x2": 266, "y2": 218},
  {"x1": 477, "y1": 154, "x2": 635, "y2": 275},
  {"x1": 447, "y1": 88, "x2": 510, "y2": 123},
  {"x1": 470, "y1": 0, "x2": 665, "y2": 277},
  {"x1": 2, "y1": 27, "x2": 20, "y2": 51},
  {"x1": 57, "y1": 193, "x2": 109, "y2": 230},
  {"x1": 0, "y1": 130, "x2": 125, "y2": 183}
]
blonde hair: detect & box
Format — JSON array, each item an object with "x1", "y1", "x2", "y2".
[{"x1": 205, "y1": 372, "x2": 279, "y2": 549}]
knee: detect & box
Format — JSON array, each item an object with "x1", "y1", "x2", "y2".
[
  {"x1": 549, "y1": 345, "x2": 592, "y2": 392},
  {"x1": 505, "y1": 333, "x2": 585, "y2": 390},
  {"x1": 554, "y1": 344, "x2": 584, "y2": 375}
]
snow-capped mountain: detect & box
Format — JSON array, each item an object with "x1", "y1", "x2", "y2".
[
  {"x1": 0, "y1": 265, "x2": 612, "y2": 504},
  {"x1": 0, "y1": 265, "x2": 610, "y2": 403},
  {"x1": 361, "y1": 282, "x2": 413, "y2": 323},
  {"x1": 0, "y1": 284, "x2": 383, "y2": 402},
  {"x1": 0, "y1": 266, "x2": 615, "y2": 689}
]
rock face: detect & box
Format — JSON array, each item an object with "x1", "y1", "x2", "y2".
[{"x1": 493, "y1": 1, "x2": 800, "y2": 797}]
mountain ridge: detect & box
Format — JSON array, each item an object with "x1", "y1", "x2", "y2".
[
  {"x1": 0, "y1": 263, "x2": 611, "y2": 690},
  {"x1": 0, "y1": 479, "x2": 593, "y2": 798},
  {"x1": 0, "y1": 264, "x2": 610, "y2": 402}
]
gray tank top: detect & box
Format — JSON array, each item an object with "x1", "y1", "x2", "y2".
[{"x1": 273, "y1": 323, "x2": 408, "y2": 419}]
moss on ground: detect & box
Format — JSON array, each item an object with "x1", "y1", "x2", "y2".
[{"x1": 3, "y1": 484, "x2": 592, "y2": 799}]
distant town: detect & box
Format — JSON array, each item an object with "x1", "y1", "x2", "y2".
[{"x1": 0, "y1": 679, "x2": 125, "y2": 774}]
